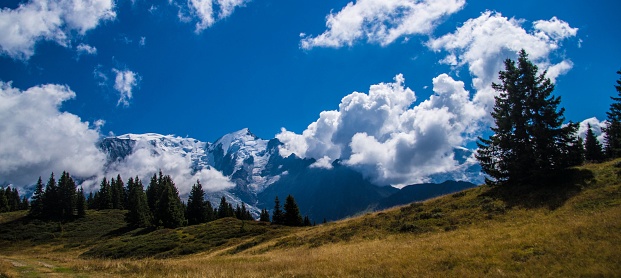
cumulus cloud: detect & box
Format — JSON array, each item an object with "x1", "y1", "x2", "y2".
[
  {"x1": 0, "y1": 0, "x2": 115, "y2": 60},
  {"x1": 300, "y1": 0, "x2": 465, "y2": 49},
  {"x1": 185, "y1": 0, "x2": 249, "y2": 33},
  {"x1": 578, "y1": 117, "x2": 607, "y2": 143},
  {"x1": 277, "y1": 74, "x2": 483, "y2": 185},
  {"x1": 105, "y1": 137, "x2": 235, "y2": 196},
  {"x1": 427, "y1": 11, "x2": 578, "y2": 114},
  {"x1": 112, "y1": 68, "x2": 140, "y2": 107},
  {"x1": 0, "y1": 82, "x2": 107, "y2": 188},
  {"x1": 76, "y1": 43, "x2": 97, "y2": 55}
]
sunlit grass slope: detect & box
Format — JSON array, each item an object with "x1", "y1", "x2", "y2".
[{"x1": 1, "y1": 160, "x2": 620, "y2": 277}]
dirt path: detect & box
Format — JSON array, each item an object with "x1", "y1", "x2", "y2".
[{"x1": 0, "y1": 255, "x2": 71, "y2": 277}]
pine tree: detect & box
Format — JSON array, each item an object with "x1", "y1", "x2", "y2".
[
  {"x1": 76, "y1": 187, "x2": 87, "y2": 218},
  {"x1": 125, "y1": 177, "x2": 152, "y2": 227},
  {"x1": 43, "y1": 173, "x2": 61, "y2": 219},
  {"x1": 217, "y1": 196, "x2": 233, "y2": 219},
  {"x1": 29, "y1": 177, "x2": 45, "y2": 217},
  {"x1": 20, "y1": 196, "x2": 29, "y2": 211},
  {"x1": 146, "y1": 173, "x2": 161, "y2": 213},
  {"x1": 259, "y1": 209, "x2": 270, "y2": 222},
  {"x1": 111, "y1": 175, "x2": 125, "y2": 209},
  {"x1": 303, "y1": 215, "x2": 311, "y2": 226},
  {"x1": 0, "y1": 187, "x2": 8, "y2": 213},
  {"x1": 476, "y1": 50, "x2": 577, "y2": 185},
  {"x1": 8, "y1": 187, "x2": 20, "y2": 211},
  {"x1": 271, "y1": 196, "x2": 284, "y2": 225},
  {"x1": 186, "y1": 180, "x2": 207, "y2": 225},
  {"x1": 604, "y1": 70, "x2": 621, "y2": 158},
  {"x1": 568, "y1": 136, "x2": 585, "y2": 166},
  {"x1": 283, "y1": 195, "x2": 303, "y2": 226},
  {"x1": 58, "y1": 171, "x2": 77, "y2": 220},
  {"x1": 98, "y1": 177, "x2": 112, "y2": 210},
  {"x1": 585, "y1": 124, "x2": 605, "y2": 162},
  {"x1": 153, "y1": 175, "x2": 186, "y2": 228}
]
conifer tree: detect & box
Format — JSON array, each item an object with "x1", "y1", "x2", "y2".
[
  {"x1": 235, "y1": 204, "x2": 242, "y2": 219},
  {"x1": 146, "y1": 173, "x2": 161, "y2": 213},
  {"x1": 58, "y1": 171, "x2": 77, "y2": 220},
  {"x1": 283, "y1": 195, "x2": 303, "y2": 226},
  {"x1": 303, "y1": 215, "x2": 311, "y2": 226},
  {"x1": 125, "y1": 177, "x2": 152, "y2": 227},
  {"x1": 186, "y1": 180, "x2": 207, "y2": 225},
  {"x1": 98, "y1": 177, "x2": 112, "y2": 210},
  {"x1": 76, "y1": 187, "x2": 87, "y2": 218},
  {"x1": 0, "y1": 187, "x2": 8, "y2": 213},
  {"x1": 585, "y1": 124, "x2": 605, "y2": 162},
  {"x1": 20, "y1": 196, "x2": 29, "y2": 211},
  {"x1": 153, "y1": 175, "x2": 186, "y2": 228},
  {"x1": 259, "y1": 209, "x2": 270, "y2": 222},
  {"x1": 111, "y1": 175, "x2": 125, "y2": 209},
  {"x1": 604, "y1": 70, "x2": 621, "y2": 158},
  {"x1": 568, "y1": 136, "x2": 585, "y2": 166},
  {"x1": 217, "y1": 196, "x2": 233, "y2": 218},
  {"x1": 30, "y1": 177, "x2": 45, "y2": 217},
  {"x1": 7, "y1": 187, "x2": 19, "y2": 211},
  {"x1": 43, "y1": 173, "x2": 61, "y2": 219},
  {"x1": 476, "y1": 50, "x2": 577, "y2": 185},
  {"x1": 271, "y1": 196, "x2": 284, "y2": 225}
]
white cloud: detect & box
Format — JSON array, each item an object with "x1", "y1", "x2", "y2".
[
  {"x1": 277, "y1": 73, "x2": 483, "y2": 185},
  {"x1": 112, "y1": 68, "x2": 140, "y2": 107},
  {"x1": 76, "y1": 43, "x2": 97, "y2": 55},
  {"x1": 0, "y1": 82, "x2": 107, "y2": 188},
  {"x1": 0, "y1": 0, "x2": 115, "y2": 60},
  {"x1": 427, "y1": 11, "x2": 578, "y2": 115},
  {"x1": 139, "y1": 36, "x2": 146, "y2": 46},
  {"x1": 310, "y1": 156, "x2": 334, "y2": 169},
  {"x1": 578, "y1": 117, "x2": 607, "y2": 144},
  {"x1": 105, "y1": 138, "x2": 235, "y2": 196},
  {"x1": 185, "y1": 0, "x2": 249, "y2": 33},
  {"x1": 300, "y1": 0, "x2": 465, "y2": 49}
]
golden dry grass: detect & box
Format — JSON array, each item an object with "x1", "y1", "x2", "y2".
[{"x1": 2, "y1": 161, "x2": 621, "y2": 277}]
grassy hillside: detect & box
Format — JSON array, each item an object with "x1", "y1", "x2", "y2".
[{"x1": 1, "y1": 161, "x2": 621, "y2": 277}]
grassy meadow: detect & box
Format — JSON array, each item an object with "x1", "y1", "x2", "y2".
[{"x1": 1, "y1": 160, "x2": 621, "y2": 277}]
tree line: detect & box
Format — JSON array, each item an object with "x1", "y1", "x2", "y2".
[
  {"x1": 477, "y1": 49, "x2": 621, "y2": 185},
  {"x1": 24, "y1": 170, "x2": 312, "y2": 229},
  {"x1": 0, "y1": 185, "x2": 29, "y2": 213}
]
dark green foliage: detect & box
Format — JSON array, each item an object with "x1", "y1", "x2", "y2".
[
  {"x1": 271, "y1": 196, "x2": 284, "y2": 225},
  {"x1": 98, "y1": 177, "x2": 112, "y2": 210},
  {"x1": 125, "y1": 177, "x2": 152, "y2": 227},
  {"x1": 58, "y1": 171, "x2": 77, "y2": 220},
  {"x1": 585, "y1": 124, "x2": 605, "y2": 162},
  {"x1": 111, "y1": 174, "x2": 126, "y2": 210},
  {"x1": 476, "y1": 50, "x2": 578, "y2": 185},
  {"x1": 43, "y1": 173, "x2": 62, "y2": 219},
  {"x1": 283, "y1": 195, "x2": 303, "y2": 227},
  {"x1": 186, "y1": 180, "x2": 208, "y2": 225},
  {"x1": 568, "y1": 136, "x2": 585, "y2": 166},
  {"x1": 604, "y1": 70, "x2": 621, "y2": 158},
  {"x1": 20, "y1": 196, "x2": 29, "y2": 210},
  {"x1": 153, "y1": 175, "x2": 186, "y2": 228},
  {"x1": 259, "y1": 208, "x2": 270, "y2": 222},
  {"x1": 303, "y1": 215, "x2": 311, "y2": 226},
  {"x1": 217, "y1": 196, "x2": 234, "y2": 219},
  {"x1": 29, "y1": 177, "x2": 45, "y2": 217},
  {"x1": 0, "y1": 187, "x2": 8, "y2": 212},
  {"x1": 77, "y1": 187, "x2": 87, "y2": 218},
  {"x1": 146, "y1": 172, "x2": 162, "y2": 213}
]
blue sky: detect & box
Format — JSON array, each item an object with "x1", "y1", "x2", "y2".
[{"x1": 1, "y1": 0, "x2": 620, "y2": 188}]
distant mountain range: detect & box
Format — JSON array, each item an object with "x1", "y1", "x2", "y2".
[{"x1": 99, "y1": 128, "x2": 480, "y2": 222}]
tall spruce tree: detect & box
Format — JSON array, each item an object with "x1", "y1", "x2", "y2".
[
  {"x1": 125, "y1": 177, "x2": 152, "y2": 227},
  {"x1": 29, "y1": 177, "x2": 45, "y2": 217},
  {"x1": 217, "y1": 196, "x2": 233, "y2": 219},
  {"x1": 111, "y1": 175, "x2": 125, "y2": 209},
  {"x1": 98, "y1": 177, "x2": 112, "y2": 210},
  {"x1": 76, "y1": 187, "x2": 87, "y2": 218},
  {"x1": 271, "y1": 196, "x2": 284, "y2": 225},
  {"x1": 186, "y1": 180, "x2": 207, "y2": 225},
  {"x1": 0, "y1": 187, "x2": 8, "y2": 212},
  {"x1": 58, "y1": 172, "x2": 77, "y2": 220},
  {"x1": 604, "y1": 70, "x2": 621, "y2": 158},
  {"x1": 153, "y1": 175, "x2": 186, "y2": 228},
  {"x1": 283, "y1": 195, "x2": 303, "y2": 226},
  {"x1": 43, "y1": 173, "x2": 61, "y2": 219},
  {"x1": 476, "y1": 50, "x2": 577, "y2": 185},
  {"x1": 146, "y1": 173, "x2": 161, "y2": 213},
  {"x1": 585, "y1": 124, "x2": 605, "y2": 162},
  {"x1": 259, "y1": 209, "x2": 270, "y2": 222}
]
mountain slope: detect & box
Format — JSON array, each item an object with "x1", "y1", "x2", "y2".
[{"x1": 2, "y1": 160, "x2": 620, "y2": 277}]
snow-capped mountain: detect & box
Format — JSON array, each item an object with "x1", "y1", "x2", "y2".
[{"x1": 99, "y1": 128, "x2": 482, "y2": 221}]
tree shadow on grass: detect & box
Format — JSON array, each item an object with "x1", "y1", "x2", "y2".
[
  {"x1": 483, "y1": 168, "x2": 595, "y2": 210},
  {"x1": 103, "y1": 225, "x2": 156, "y2": 238}
]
